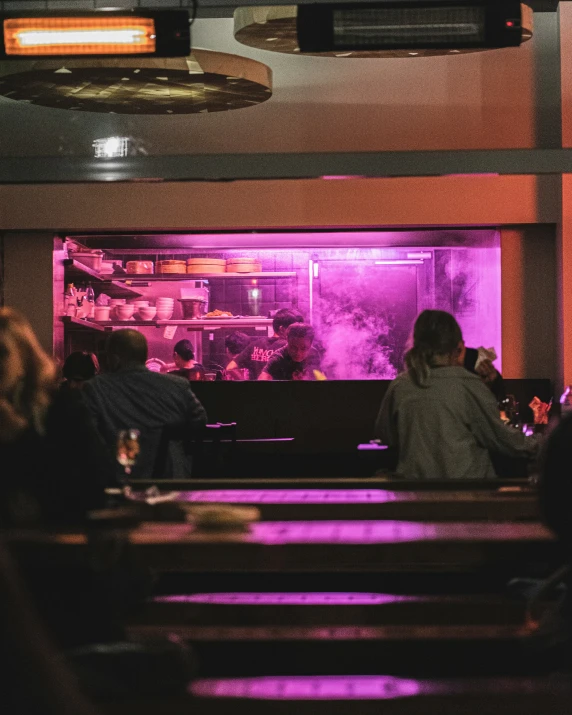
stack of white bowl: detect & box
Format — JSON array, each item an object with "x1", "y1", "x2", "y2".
[
  {"x1": 156, "y1": 297, "x2": 175, "y2": 320},
  {"x1": 109, "y1": 298, "x2": 126, "y2": 320},
  {"x1": 116, "y1": 304, "x2": 135, "y2": 321}
]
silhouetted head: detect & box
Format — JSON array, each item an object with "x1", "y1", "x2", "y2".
[
  {"x1": 105, "y1": 329, "x2": 148, "y2": 371},
  {"x1": 173, "y1": 339, "x2": 195, "y2": 366},
  {"x1": 224, "y1": 332, "x2": 251, "y2": 360},
  {"x1": 62, "y1": 351, "x2": 99, "y2": 388},
  {"x1": 405, "y1": 310, "x2": 464, "y2": 387},
  {"x1": 273, "y1": 309, "x2": 304, "y2": 338},
  {"x1": 286, "y1": 323, "x2": 315, "y2": 363}
]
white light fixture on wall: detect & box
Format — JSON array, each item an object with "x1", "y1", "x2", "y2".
[{"x1": 93, "y1": 136, "x2": 130, "y2": 158}]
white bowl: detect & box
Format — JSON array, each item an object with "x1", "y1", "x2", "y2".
[
  {"x1": 116, "y1": 305, "x2": 135, "y2": 320},
  {"x1": 138, "y1": 306, "x2": 157, "y2": 321},
  {"x1": 156, "y1": 309, "x2": 174, "y2": 320}
]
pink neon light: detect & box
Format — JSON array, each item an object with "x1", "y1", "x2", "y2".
[
  {"x1": 154, "y1": 592, "x2": 415, "y2": 605},
  {"x1": 177, "y1": 490, "x2": 399, "y2": 504},
  {"x1": 191, "y1": 675, "x2": 423, "y2": 700},
  {"x1": 242, "y1": 520, "x2": 544, "y2": 545}
]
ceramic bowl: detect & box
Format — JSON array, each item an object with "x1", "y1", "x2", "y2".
[
  {"x1": 116, "y1": 304, "x2": 135, "y2": 320},
  {"x1": 138, "y1": 306, "x2": 157, "y2": 321}
]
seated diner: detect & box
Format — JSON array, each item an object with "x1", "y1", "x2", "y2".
[{"x1": 374, "y1": 309, "x2": 539, "y2": 480}]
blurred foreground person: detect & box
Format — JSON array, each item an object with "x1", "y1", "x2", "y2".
[
  {"x1": 83, "y1": 329, "x2": 207, "y2": 479},
  {"x1": 0, "y1": 307, "x2": 114, "y2": 528},
  {"x1": 518, "y1": 415, "x2": 572, "y2": 672},
  {"x1": 0, "y1": 537, "x2": 100, "y2": 715},
  {"x1": 374, "y1": 310, "x2": 539, "y2": 480}
]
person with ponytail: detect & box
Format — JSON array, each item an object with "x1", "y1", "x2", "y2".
[{"x1": 374, "y1": 310, "x2": 539, "y2": 480}]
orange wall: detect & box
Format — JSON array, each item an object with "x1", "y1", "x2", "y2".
[
  {"x1": 0, "y1": 175, "x2": 559, "y2": 231},
  {"x1": 501, "y1": 226, "x2": 557, "y2": 381}
]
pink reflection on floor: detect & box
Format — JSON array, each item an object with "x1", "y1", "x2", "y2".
[
  {"x1": 179, "y1": 490, "x2": 398, "y2": 504},
  {"x1": 155, "y1": 592, "x2": 415, "y2": 605},
  {"x1": 191, "y1": 675, "x2": 423, "y2": 700}
]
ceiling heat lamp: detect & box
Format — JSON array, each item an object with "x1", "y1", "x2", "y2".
[
  {"x1": 297, "y1": 1, "x2": 530, "y2": 53},
  {"x1": 0, "y1": 11, "x2": 191, "y2": 58}
]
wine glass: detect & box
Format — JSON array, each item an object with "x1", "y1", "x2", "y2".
[{"x1": 116, "y1": 428, "x2": 140, "y2": 489}]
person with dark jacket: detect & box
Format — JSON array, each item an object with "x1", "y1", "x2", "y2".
[
  {"x1": 462, "y1": 345, "x2": 506, "y2": 402},
  {"x1": 83, "y1": 329, "x2": 207, "y2": 480}
]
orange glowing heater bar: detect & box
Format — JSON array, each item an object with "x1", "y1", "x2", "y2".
[
  {"x1": 4, "y1": 17, "x2": 156, "y2": 56},
  {"x1": 1, "y1": 11, "x2": 190, "y2": 58}
]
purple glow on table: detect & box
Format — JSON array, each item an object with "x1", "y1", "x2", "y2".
[
  {"x1": 178, "y1": 489, "x2": 399, "y2": 504},
  {"x1": 237, "y1": 521, "x2": 548, "y2": 545},
  {"x1": 191, "y1": 675, "x2": 422, "y2": 700},
  {"x1": 250, "y1": 520, "x2": 430, "y2": 544},
  {"x1": 154, "y1": 592, "x2": 415, "y2": 605}
]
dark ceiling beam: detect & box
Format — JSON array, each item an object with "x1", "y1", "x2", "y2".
[
  {"x1": 1, "y1": 148, "x2": 572, "y2": 183},
  {"x1": 0, "y1": 0, "x2": 562, "y2": 20}
]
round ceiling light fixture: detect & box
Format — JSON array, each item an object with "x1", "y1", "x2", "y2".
[
  {"x1": 0, "y1": 50, "x2": 272, "y2": 114},
  {"x1": 234, "y1": 5, "x2": 533, "y2": 58}
]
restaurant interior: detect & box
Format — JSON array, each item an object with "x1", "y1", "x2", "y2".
[{"x1": 1, "y1": 0, "x2": 572, "y2": 713}]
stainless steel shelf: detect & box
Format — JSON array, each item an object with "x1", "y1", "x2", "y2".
[
  {"x1": 61, "y1": 316, "x2": 109, "y2": 332},
  {"x1": 157, "y1": 318, "x2": 273, "y2": 329},
  {"x1": 88, "y1": 318, "x2": 273, "y2": 330},
  {"x1": 63, "y1": 259, "x2": 143, "y2": 298},
  {"x1": 118, "y1": 272, "x2": 296, "y2": 282}
]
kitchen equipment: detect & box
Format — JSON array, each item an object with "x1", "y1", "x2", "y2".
[
  {"x1": 126, "y1": 260, "x2": 154, "y2": 274},
  {"x1": 71, "y1": 250, "x2": 104, "y2": 272},
  {"x1": 187, "y1": 257, "x2": 226, "y2": 274},
  {"x1": 226, "y1": 257, "x2": 262, "y2": 273},
  {"x1": 157, "y1": 259, "x2": 187, "y2": 274},
  {"x1": 179, "y1": 298, "x2": 207, "y2": 319}
]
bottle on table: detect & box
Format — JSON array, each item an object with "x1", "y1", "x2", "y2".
[
  {"x1": 64, "y1": 283, "x2": 77, "y2": 316},
  {"x1": 85, "y1": 283, "x2": 95, "y2": 320}
]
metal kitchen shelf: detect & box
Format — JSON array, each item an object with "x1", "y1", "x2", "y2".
[
  {"x1": 63, "y1": 259, "x2": 143, "y2": 298},
  {"x1": 157, "y1": 318, "x2": 273, "y2": 329},
  {"x1": 87, "y1": 318, "x2": 273, "y2": 330},
  {"x1": 118, "y1": 272, "x2": 296, "y2": 283},
  {"x1": 61, "y1": 316, "x2": 109, "y2": 332}
]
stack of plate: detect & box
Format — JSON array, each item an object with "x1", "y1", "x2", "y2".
[{"x1": 156, "y1": 297, "x2": 175, "y2": 320}]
